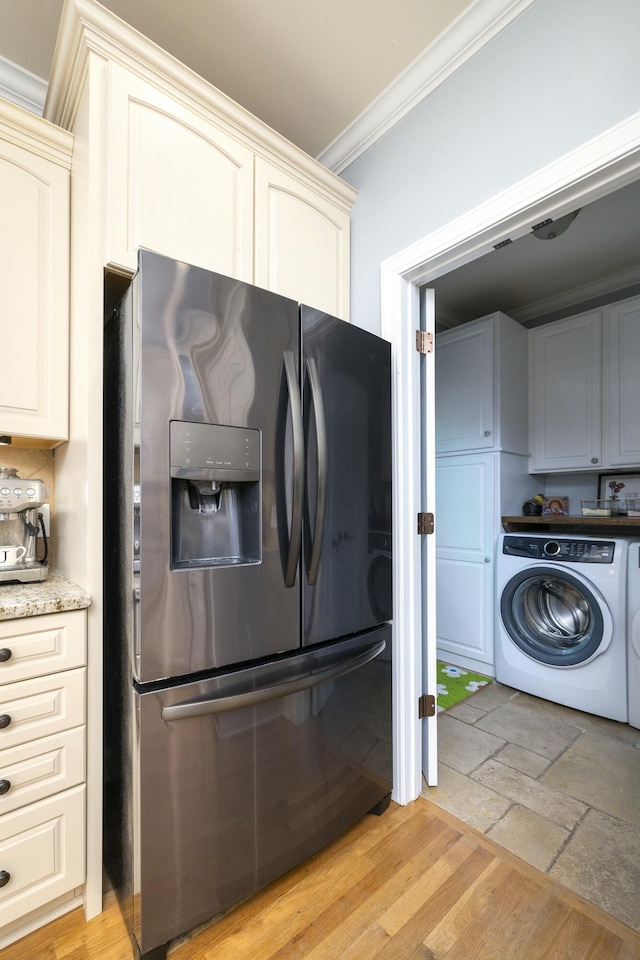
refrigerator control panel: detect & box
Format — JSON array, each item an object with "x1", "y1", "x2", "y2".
[{"x1": 170, "y1": 421, "x2": 260, "y2": 481}]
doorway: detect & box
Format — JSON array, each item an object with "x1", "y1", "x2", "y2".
[{"x1": 382, "y1": 112, "x2": 640, "y2": 805}]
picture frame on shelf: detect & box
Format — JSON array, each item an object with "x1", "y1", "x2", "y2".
[
  {"x1": 542, "y1": 496, "x2": 569, "y2": 516},
  {"x1": 598, "y1": 474, "x2": 640, "y2": 514}
]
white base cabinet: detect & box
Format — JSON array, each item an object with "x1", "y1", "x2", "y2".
[
  {"x1": 0, "y1": 612, "x2": 86, "y2": 937},
  {"x1": 435, "y1": 453, "x2": 537, "y2": 671}
]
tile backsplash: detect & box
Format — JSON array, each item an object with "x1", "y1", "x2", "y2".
[{"x1": 0, "y1": 448, "x2": 55, "y2": 567}]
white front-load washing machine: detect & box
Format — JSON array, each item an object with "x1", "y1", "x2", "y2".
[
  {"x1": 627, "y1": 540, "x2": 640, "y2": 729},
  {"x1": 496, "y1": 533, "x2": 628, "y2": 721}
]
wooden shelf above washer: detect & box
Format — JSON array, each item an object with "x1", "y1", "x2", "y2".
[{"x1": 502, "y1": 515, "x2": 640, "y2": 535}]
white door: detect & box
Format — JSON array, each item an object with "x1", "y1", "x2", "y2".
[{"x1": 421, "y1": 289, "x2": 438, "y2": 785}]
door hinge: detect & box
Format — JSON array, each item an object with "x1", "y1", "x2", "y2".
[
  {"x1": 416, "y1": 330, "x2": 433, "y2": 354},
  {"x1": 417, "y1": 512, "x2": 434, "y2": 535},
  {"x1": 418, "y1": 694, "x2": 436, "y2": 719}
]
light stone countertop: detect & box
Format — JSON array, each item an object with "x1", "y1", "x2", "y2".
[{"x1": 0, "y1": 569, "x2": 92, "y2": 621}]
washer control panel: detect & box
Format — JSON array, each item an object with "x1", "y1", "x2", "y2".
[{"x1": 502, "y1": 535, "x2": 615, "y2": 563}]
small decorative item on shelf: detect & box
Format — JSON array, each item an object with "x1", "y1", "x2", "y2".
[
  {"x1": 523, "y1": 494, "x2": 544, "y2": 516},
  {"x1": 598, "y1": 474, "x2": 640, "y2": 516},
  {"x1": 581, "y1": 499, "x2": 612, "y2": 517},
  {"x1": 626, "y1": 499, "x2": 640, "y2": 518},
  {"x1": 542, "y1": 496, "x2": 569, "y2": 516}
]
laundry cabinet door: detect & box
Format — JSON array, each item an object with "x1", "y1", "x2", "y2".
[
  {"x1": 435, "y1": 454, "x2": 495, "y2": 670},
  {"x1": 529, "y1": 311, "x2": 602, "y2": 472},
  {"x1": 604, "y1": 296, "x2": 640, "y2": 468},
  {"x1": 105, "y1": 63, "x2": 254, "y2": 280}
]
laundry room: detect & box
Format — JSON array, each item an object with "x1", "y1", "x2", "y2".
[{"x1": 429, "y1": 175, "x2": 640, "y2": 930}]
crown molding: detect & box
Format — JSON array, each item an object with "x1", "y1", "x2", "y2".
[
  {"x1": 318, "y1": 0, "x2": 538, "y2": 174},
  {"x1": 510, "y1": 265, "x2": 640, "y2": 326},
  {"x1": 44, "y1": 0, "x2": 356, "y2": 209},
  {"x1": 0, "y1": 54, "x2": 47, "y2": 116}
]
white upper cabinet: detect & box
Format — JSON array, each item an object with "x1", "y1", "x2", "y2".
[
  {"x1": 604, "y1": 296, "x2": 640, "y2": 468},
  {"x1": 105, "y1": 64, "x2": 254, "y2": 281},
  {"x1": 0, "y1": 101, "x2": 72, "y2": 444},
  {"x1": 435, "y1": 311, "x2": 528, "y2": 455},
  {"x1": 254, "y1": 157, "x2": 350, "y2": 318},
  {"x1": 530, "y1": 298, "x2": 640, "y2": 473},
  {"x1": 529, "y1": 310, "x2": 602, "y2": 472}
]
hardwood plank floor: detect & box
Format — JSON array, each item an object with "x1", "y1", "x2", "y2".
[{"x1": 6, "y1": 798, "x2": 640, "y2": 960}]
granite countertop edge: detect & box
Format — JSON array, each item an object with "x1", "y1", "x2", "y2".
[{"x1": 0, "y1": 570, "x2": 92, "y2": 621}]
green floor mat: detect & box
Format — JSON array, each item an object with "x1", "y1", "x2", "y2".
[{"x1": 436, "y1": 661, "x2": 492, "y2": 712}]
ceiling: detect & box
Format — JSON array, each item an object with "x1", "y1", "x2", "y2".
[
  {"x1": 430, "y1": 177, "x2": 640, "y2": 331},
  {"x1": 0, "y1": 0, "x2": 473, "y2": 158},
  {"x1": 1, "y1": 0, "x2": 639, "y2": 322}
]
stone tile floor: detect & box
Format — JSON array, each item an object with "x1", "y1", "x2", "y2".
[{"x1": 422, "y1": 680, "x2": 640, "y2": 932}]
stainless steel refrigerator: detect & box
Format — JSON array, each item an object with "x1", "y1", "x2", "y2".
[{"x1": 103, "y1": 250, "x2": 392, "y2": 960}]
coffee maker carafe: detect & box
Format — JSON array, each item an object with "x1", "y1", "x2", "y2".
[{"x1": 0, "y1": 467, "x2": 48, "y2": 583}]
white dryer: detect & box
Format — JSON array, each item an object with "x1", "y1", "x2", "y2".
[
  {"x1": 496, "y1": 533, "x2": 628, "y2": 722},
  {"x1": 627, "y1": 540, "x2": 640, "y2": 729}
]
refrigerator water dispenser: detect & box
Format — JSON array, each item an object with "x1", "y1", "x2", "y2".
[{"x1": 170, "y1": 420, "x2": 260, "y2": 568}]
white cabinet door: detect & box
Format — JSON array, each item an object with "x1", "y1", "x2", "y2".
[
  {"x1": 254, "y1": 157, "x2": 350, "y2": 319},
  {"x1": 0, "y1": 612, "x2": 86, "y2": 686},
  {"x1": 604, "y1": 296, "x2": 640, "y2": 468},
  {"x1": 435, "y1": 455, "x2": 495, "y2": 667},
  {"x1": 0, "y1": 669, "x2": 85, "y2": 751},
  {"x1": 530, "y1": 311, "x2": 602, "y2": 472},
  {"x1": 435, "y1": 319, "x2": 494, "y2": 453},
  {"x1": 105, "y1": 64, "x2": 254, "y2": 280},
  {"x1": 0, "y1": 786, "x2": 85, "y2": 926},
  {"x1": 0, "y1": 103, "x2": 72, "y2": 443}
]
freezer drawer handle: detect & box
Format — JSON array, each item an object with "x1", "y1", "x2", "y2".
[
  {"x1": 161, "y1": 638, "x2": 386, "y2": 722},
  {"x1": 305, "y1": 357, "x2": 327, "y2": 586},
  {"x1": 283, "y1": 351, "x2": 304, "y2": 588}
]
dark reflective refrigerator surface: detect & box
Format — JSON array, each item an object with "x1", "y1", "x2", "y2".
[{"x1": 103, "y1": 251, "x2": 392, "y2": 960}]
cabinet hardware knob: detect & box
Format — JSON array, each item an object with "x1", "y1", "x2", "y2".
[
  {"x1": 0, "y1": 649, "x2": 12, "y2": 663},
  {"x1": 591, "y1": 457, "x2": 599, "y2": 464},
  {"x1": 0, "y1": 871, "x2": 10, "y2": 888},
  {"x1": 485, "y1": 556, "x2": 491, "y2": 563},
  {"x1": 483, "y1": 431, "x2": 491, "y2": 437},
  {"x1": 0, "y1": 780, "x2": 10, "y2": 795},
  {"x1": 0, "y1": 716, "x2": 11, "y2": 730}
]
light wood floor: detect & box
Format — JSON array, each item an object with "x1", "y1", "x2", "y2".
[{"x1": 7, "y1": 798, "x2": 640, "y2": 960}]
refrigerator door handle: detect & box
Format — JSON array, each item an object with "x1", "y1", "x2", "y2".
[
  {"x1": 283, "y1": 350, "x2": 304, "y2": 587},
  {"x1": 161, "y1": 638, "x2": 386, "y2": 721},
  {"x1": 305, "y1": 357, "x2": 328, "y2": 586}
]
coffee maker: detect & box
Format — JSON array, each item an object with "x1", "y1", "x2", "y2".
[{"x1": 0, "y1": 467, "x2": 48, "y2": 583}]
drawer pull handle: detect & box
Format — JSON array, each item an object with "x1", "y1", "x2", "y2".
[
  {"x1": 0, "y1": 871, "x2": 10, "y2": 888},
  {"x1": 0, "y1": 716, "x2": 11, "y2": 730},
  {"x1": 0, "y1": 780, "x2": 10, "y2": 795},
  {"x1": 0, "y1": 649, "x2": 12, "y2": 663}
]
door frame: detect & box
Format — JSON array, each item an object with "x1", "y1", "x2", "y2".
[{"x1": 382, "y1": 110, "x2": 640, "y2": 805}]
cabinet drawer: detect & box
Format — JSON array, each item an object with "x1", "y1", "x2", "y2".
[
  {"x1": 0, "y1": 612, "x2": 86, "y2": 685},
  {"x1": 0, "y1": 786, "x2": 85, "y2": 926},
  {"x1": 0, "y1": 727, "x2": 85, "y2": 815},
  {"x1": 0, "y1": 669, "x2": 85, "y2": 750}
]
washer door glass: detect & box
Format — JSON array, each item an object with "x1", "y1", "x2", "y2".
[{"x1": 500, "y1": 566, "x2": 604, "y2": 666}]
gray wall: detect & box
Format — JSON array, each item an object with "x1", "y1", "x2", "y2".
[{"x1": 342, "y1": 0, "x2": 640, "y2": 334}]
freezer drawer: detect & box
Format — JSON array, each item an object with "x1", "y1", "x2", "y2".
[{"x1": 108, "y1": 628, "x2": 392, "y2": 957}]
